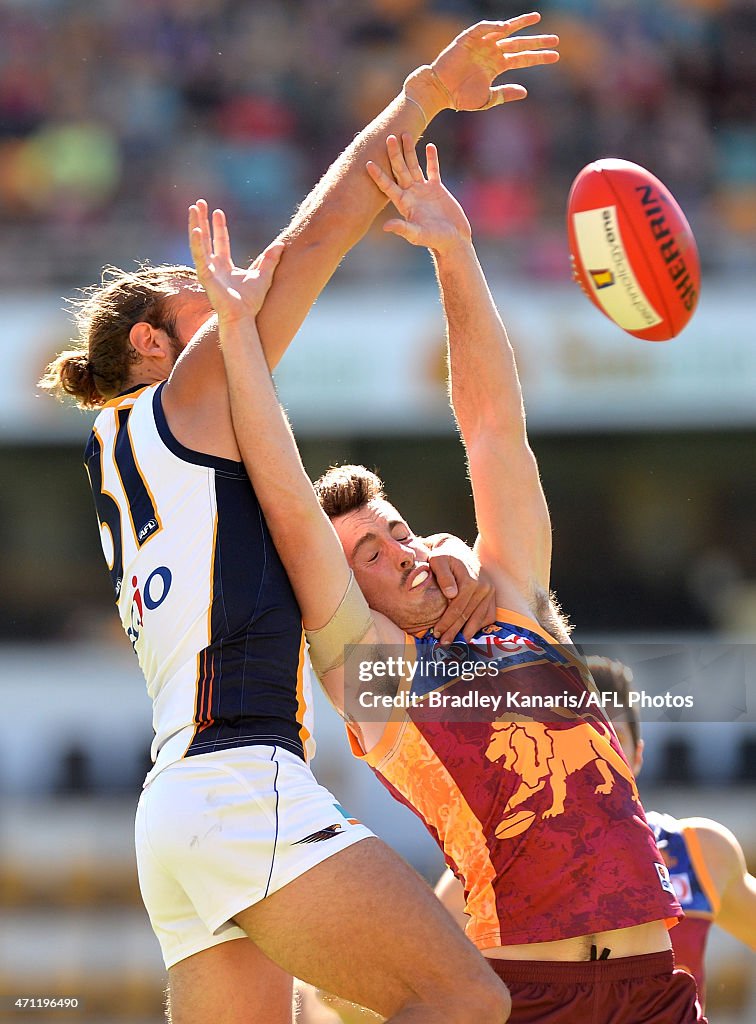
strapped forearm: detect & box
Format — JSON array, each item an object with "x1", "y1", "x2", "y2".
[{"x1": 306, "y1": 572, "x2": 374, "y2": 677}]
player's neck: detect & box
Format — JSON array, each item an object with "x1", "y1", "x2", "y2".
[{"x1": 126, "y1": 364, "x2": 170, "y2": 391}]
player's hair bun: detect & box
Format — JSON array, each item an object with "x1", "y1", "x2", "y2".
[{"x1": 39, "y1": 349, "x2": 106, "y2": 409}]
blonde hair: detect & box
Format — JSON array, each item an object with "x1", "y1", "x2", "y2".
[{"x1": 39, "y1": 263, "x2": 202, "y2": 409}]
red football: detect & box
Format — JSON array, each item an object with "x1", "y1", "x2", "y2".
[{"x1": 567, "y1": 158, "x2": 700, "y2": 341}]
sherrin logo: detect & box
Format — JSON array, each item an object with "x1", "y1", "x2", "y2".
[{"x1": 635, "y1": 184, "x2": 697, "y2": 312}]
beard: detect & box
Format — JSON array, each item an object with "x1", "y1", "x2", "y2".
[{"x1": 370, "y1": 581, "x2": 448, "y2": 635}]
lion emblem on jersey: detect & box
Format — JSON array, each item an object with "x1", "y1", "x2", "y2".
[{"x1": 485, "y1": 719, "x2": 639, "y2": 839}]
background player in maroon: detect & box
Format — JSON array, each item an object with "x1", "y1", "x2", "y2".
[{"x1": 590, "y1": 658, "x2": 756, "y2": 1007}]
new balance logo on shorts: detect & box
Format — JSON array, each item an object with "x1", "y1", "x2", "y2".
[
  {"x1": 294, "y1": 803, "x2": 363, "y2": 844},
  {"x1": 294, "y1": 823, "x2": 345, "y2": 844}
]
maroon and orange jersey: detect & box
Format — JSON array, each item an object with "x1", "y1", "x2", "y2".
[{"x1": 348, "y1": 609, "x2": 682, "y2": 949}]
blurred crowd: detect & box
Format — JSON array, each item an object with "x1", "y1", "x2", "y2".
[{"x1": 0, "y1": 0, "x2": 753, "y2": 285}]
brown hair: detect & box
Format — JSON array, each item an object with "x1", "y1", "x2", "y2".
[
  {"x1": 586, "y1": 656, "x2": 641, "y2": 749},
  {"x1": 38, "y1": 263, "x2": 202, "y2": 409},
  {"x1": 314, "y1": 464, "x2": 385, "y2": 519}
]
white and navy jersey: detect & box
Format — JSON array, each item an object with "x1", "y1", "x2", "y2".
[{"x1": 84, "y1": 382, "x2": 315, "y2": 780}]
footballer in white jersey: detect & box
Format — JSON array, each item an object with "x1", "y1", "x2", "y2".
[
  {"x1": 85, "y1": 381, "x2": 317, "y2": 777},
  {"x1": 86, "y1": 380, "x2": 374, "y2": 972}
]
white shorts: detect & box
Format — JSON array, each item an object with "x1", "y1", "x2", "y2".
[{"x1": 135, "y1": 745, "x2": 373, "y2": 969}]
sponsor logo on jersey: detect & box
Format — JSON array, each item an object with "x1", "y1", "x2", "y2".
[
  {"x1": 127, "y1": 566, "x2": 173, "y2": 648},
  {"x1": 469, "y1": 632, "x2": 545, "y2": 659},
  {"x1": 427, "y1": 631, "x2": 547, "y2": 669},
  {"x1": 655, "y1": 861, "x2": 675, "y2": 895},
  {"x1": 671, "y1": 871, "x2": 692, "y2": 904},
  {"x1": 589, "y1": 268, "x2": 615, "y2": 289}
]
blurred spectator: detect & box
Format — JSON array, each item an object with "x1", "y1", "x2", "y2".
[{"x1": 0, "y1": 0, "x2": 751, "y2": 286}]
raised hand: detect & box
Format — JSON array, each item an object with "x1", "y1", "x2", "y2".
[
  {"x1": 410, "y1": 11, "x2": 559, "y2": 114},
  {"x1": 188, "y1": 199, "x2": 283, "y2": 324},
  {"x1": 366, "y1": 134, "x2": 471, "y2": 254}
]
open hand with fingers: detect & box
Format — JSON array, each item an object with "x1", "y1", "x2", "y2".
[
  {"x1": 408, "y1": 11, "x2": 559, "y2": 116},
  {"x1": 367, "y1": 135, "x2": 471, "y2": 255},
  {"x1": 188, "y1": 199, "x2": 284, "y2": 326}
]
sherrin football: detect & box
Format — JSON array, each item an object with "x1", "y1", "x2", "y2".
[{"x1": 567, "y1": 158, "x2": 700, "y2": 341}]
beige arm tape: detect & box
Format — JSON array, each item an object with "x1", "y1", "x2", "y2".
[{"x1": 305, "y1": 571, "x2": 375, "y2": 677}]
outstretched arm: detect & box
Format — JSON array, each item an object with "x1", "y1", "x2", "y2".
[
  {"x1": 259, "y1": 12, "x2": 559, "y2": 368},
  {"x1": 187, "y1": 203, "x2": 351, "y2": 627},
  {"x1": 367, "y1": 136, "x2": 552, "y2": 608},
  {"x1": 165, "y1": 14, "x2": 559, "y2": 456},
  {"x1": 187, "y1": 202, "x2": 404, "y2": 723},
  {"x1": 688, "y1": 818, "x2": 756, "y2": 949}
]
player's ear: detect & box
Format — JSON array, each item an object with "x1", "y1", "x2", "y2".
[{"x1": 129, "y1": 322, "x2": 169, "y2": 360}]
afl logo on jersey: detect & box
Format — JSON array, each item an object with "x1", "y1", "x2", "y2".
[
  {"x1": 138, "y1": 518, "x2": 159, "y2": 543},
  {"x1": 655, "y1": 862, "x2": 675, "y2": 896},
  {"x1": 431, "y1": 641, "x2": 469, "y2": 663},
  {"x1": 127, "y1": 566, "x2": 172, "y2": 648}
]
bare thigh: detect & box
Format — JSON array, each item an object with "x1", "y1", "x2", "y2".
[
  {"x1": 234, "y1": 837, "x2": 507, "y2": 1020},
  {"x1": 168, "y1": 936, "x2": 293, "y2": 1024}
]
